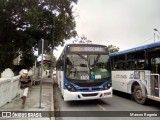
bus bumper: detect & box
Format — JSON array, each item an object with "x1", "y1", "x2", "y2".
[{"x1": 63, "y1": 87, "x2": 112, "y2": 101}]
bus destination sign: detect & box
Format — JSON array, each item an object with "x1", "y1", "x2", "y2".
[{"x1": 68, "y1": 46, "x2": 107, "y2": 52}]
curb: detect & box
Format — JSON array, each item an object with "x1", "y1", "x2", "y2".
[{"x1": 50, "y1": 79, "x2": 55, "y2": 120}]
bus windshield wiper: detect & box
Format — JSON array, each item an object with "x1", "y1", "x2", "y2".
[{"x1": 75, "y1": 53, "x2": 88, "y2": 61}]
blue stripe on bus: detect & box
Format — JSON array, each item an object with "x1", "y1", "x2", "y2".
[
  {"x1": 63, "y1": 78, "x2": 111, "y2": 92},
  {"x1": 110, "y1": 42, "x2": 160, "y2": 57}
]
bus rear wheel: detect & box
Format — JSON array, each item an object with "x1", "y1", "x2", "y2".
[{"x1": 133, "y1": 85, "x2": 147, "y2": 104}]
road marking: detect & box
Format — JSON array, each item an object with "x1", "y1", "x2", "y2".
[{"x1": 97, "y1": 104, "x2": 106, "y2": 111}]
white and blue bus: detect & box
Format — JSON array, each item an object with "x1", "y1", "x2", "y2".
[
  {"x1": 110, "y1": 42, "x2": 160, "y2": 104},
  {"x1": 56, "y1": 44, "x2": 112, "y2": 101}
]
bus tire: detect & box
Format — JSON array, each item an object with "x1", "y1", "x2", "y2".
[{"x1": 133, "y1": 85, "x2": 147, "y2": 104}]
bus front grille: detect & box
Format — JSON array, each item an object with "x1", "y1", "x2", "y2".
[
  {"x1": 74, "y1": 82, "x2": 104, "y2": 87},
  {"x1": 82, "y1": 93, "x2": 98, "y2": 97},
  {"x1": 78, "y1": 88, "x2": 102, "y2": 91}
]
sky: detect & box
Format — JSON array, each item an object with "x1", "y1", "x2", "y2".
[{"x1": 53, "y1": 0, "x2": 160, "y2": 59}]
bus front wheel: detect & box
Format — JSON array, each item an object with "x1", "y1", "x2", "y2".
[{"x1": 133, "y1": 85, "x2": 147, "y2": 104}]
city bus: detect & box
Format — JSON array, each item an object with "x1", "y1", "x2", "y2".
[
  {"x1": 56, "y1": 44, "x2": 112, "y2": 101},
  {"x1": 110, "y1": 42, "x2": 160, "y2": 104}
]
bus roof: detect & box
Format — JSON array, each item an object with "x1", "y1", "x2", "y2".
[{"x1": 110, "y1": 42, "x2": 160, "y2": 57}]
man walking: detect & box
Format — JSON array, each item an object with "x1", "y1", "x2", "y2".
[{"x1": 19, "y1": 69, "x2": 32, "y2": 109}]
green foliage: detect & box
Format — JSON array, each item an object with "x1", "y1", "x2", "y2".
[
  {"x1": 44, "y1": 51, "x2": 57, "y2": 69},
  {"x1": 0, "y1": 0, "x2": 78, "y2": 73},
  {"x1": 72, "y1": 34, "x2": 92, "y2": 44},
  {"x1": 107, "y1": 45, "x2": 120, "y2": 53}
]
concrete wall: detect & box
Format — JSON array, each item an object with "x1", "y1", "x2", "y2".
[
  {"x1": 0, "y1": 67, "x2": 49, "y2": 107},
  {"x1": 0, "y1": 68, "x2": 20, "y2": 107}
]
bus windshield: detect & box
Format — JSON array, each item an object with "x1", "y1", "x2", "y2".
[{"x1": 66, "y1": 53, "x2": 110, "y2": 80}]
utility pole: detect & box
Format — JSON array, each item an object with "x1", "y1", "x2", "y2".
[
  {"x1": 39, "y1": 39, "x2": 44, "y2": 108},
  {"x1": 154, "y1": 28, "x2": 160, "y2": 42},
  {"x1": 154, "y1": 33, "x2": 156, "y2": 42}
]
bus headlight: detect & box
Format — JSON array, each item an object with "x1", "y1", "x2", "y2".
[
  {"x1": 64, "y1": 83, "x2": 77, "y2": 92},
  {"x1": 103, "y1": 82, "x2": 112, "y2": 90}
]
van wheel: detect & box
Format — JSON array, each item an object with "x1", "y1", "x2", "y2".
[{"x1": 133, "y1": 85, "x2": 147, "y2": 104}]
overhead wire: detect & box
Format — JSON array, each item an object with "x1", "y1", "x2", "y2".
[{"x1": 135, "y1": 36, "x2": 154, "y2": 47}]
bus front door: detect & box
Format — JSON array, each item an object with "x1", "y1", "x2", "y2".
[{"x1": 150, "y1": 74, "x2": 160, "y2": 97}]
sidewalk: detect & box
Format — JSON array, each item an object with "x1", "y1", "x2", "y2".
[{"x1": 0, "y1": 78, "x2": 55, "y2": 120}]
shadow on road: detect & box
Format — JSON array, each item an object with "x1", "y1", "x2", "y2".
[
  {"x1": 113, "y1": 90, "x2": 131, "y2": 100},
  {"x1": 66, "y1": 99, "x2": 108, "y2": 106},
  {"x1": 113, "y1": 90, "x2": 160, "y2": 110}
]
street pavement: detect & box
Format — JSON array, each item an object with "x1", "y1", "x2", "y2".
[{"x1": 0, "y1": 78, "x2": 55, "y2": 120}]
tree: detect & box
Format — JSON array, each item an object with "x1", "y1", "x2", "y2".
[
  {"x1": 107, "y1": 45, "x2": 120, "y2": 53},
  {"x1": 0, "y1": 0, "x2": 78, "y2": 73},
  {"x1": 44, "y1": 51, "x2": 57, "y2": 69},
  {"x1": 72, "y1": 34, "x2": 92, "y2": 44}
]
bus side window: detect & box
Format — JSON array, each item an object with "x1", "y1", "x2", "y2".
[
  {"x1": 66, "y1": 57, "x2": 73, "y2": 77},
  {"x1": 127, "y1": 61, "x2": 135, "y2": 69},
  {"x1": 59, "y1": 60, "x2": 63, "y2": 70},
  {"x1": 114, "y1": 62, "x2": 125, "y2": 70},
  {"x1": 56, "y1": 60, "x2": 61, "y2": 70},
  {"x1": 112, "y1": 54, "x2": 125, "y2": 70},
  {"x1": 113, "y1": 63, "x2": 118, "y2": 69},
  {"x1": 136, "y1": 61, "x2": 144, "y2": 69},
  {"x1": 59, "y1": 55, "x2": 64, "y2": 70},
  {"x1": 119, "y1": 62, "x2": 125, "y2": 69}
]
